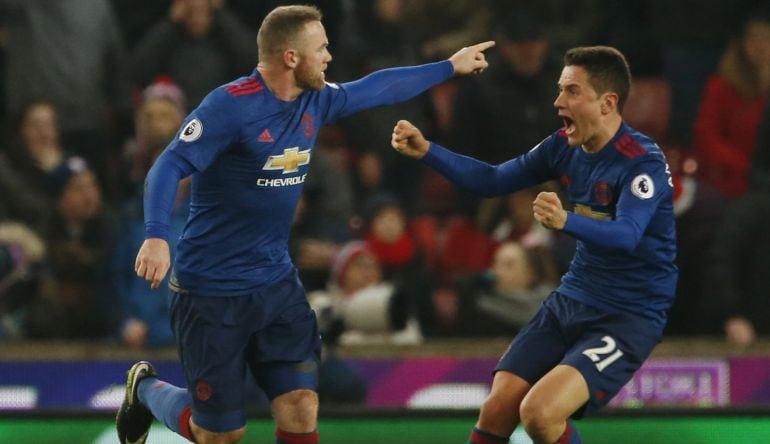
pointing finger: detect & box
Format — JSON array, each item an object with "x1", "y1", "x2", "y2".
[{"x1": 470, "y1": 40, "x2": 495, "y2": 52}]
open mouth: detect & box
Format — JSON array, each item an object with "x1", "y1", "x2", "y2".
[{"x1": 562, "y1": 116, "x2": 576, "y2": 135}]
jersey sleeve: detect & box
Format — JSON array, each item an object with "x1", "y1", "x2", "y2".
[
  {"x1": 144, "y1": 150, "x2": 196, "y2": 240},
  {"x1": 319, "y1": 61, "x2": 454, "y2": 124},
  {"x1": 563, "y1": 155, "x2": 673, "y2": 252},
  {"x1": 420, "y1": 134, "x2": 560, "y2": 197},
  {"x1": 166, "y1": 89, "x2": 241, "y2": 172}
]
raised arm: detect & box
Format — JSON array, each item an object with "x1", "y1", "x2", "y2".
[
  {"x1": 336, "y1": 41, "x2": 495, "y2": 117},
  {"x1": 391, "y1": 119, "x2": 543, "y2": 197}
]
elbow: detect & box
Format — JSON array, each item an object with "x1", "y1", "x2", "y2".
[{"x1": 615, "y1": 232, "x2": 642, "y2": 253}]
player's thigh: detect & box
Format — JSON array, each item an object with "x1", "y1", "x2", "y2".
[
  {"x1": 494, "y1": 293, "x2": 568, "y2": 385},
  {"x1": 170, "y1": 292, "x2": 255, "y2": 432},
  {"x1": 520, "y1": 364, "x2": 589, "y2": 424},
  {"x1": 563, "y1": 312, "x2": 662, "y2": 417},
  {"x1": 477, "y1": 370, "x2": 531, "y2": 433},
  {"x1": 248, "y1": 272, "x2": 322, "y2": 400}
]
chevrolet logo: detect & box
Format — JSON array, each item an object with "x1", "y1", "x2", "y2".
[{"x1": 262, "y1": 147, "x2": 311, "y2": 173}]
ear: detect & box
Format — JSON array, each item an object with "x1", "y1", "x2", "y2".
[
  {"x1": 601, "y1": 92, "x2": 619, "y2": 115},
  {"x1": 283, "y1": 49, "x2": 299, "y2": 69}
]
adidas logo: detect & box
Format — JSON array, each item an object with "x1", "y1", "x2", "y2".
[{"x1": 258, "y1": 129, "x2": 274, "y2": 143}]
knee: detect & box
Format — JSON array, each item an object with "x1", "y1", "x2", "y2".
[
  {"x1": 477, "y1": 393, "x2": 520, "y2": 435},
  {"x1": 479, "y1": 394, "x2": 513, "y2": 420},
  {"x1": 519, "y1": 398, "x2": 557, "y2": 439},
  {"x1": 273, "y1": 389, "x2": 319, "y2": 431}
]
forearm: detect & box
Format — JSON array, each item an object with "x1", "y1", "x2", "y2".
[
  {"x1": 563, "y1": 213, "x2": 643, "y2": 252},
  {"x1": 144, "y1": 150, "x2": 195, "y2": 240},
  {"x1": 420, "y1": 142, "x2": 540, "y2": 197},
  {"x1": 339, "y1": 61, "x2": 453, "y2": 116}
]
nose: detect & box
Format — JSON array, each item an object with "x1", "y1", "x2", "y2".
[{"x1": 553, "y1": 92, "x2": 564, "y2": 109}]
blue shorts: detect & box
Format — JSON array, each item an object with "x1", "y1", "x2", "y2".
[
  {"x1": 495, "y1": 291, "x2": 662, "y2": 418},
  {"x1": 169, "y1": 269, "x2": 322, "y2": 432}
]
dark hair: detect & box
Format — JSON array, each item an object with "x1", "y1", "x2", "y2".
[
  {"x1": 257, "y1": 5, "x2": 323, "y2": 61},
  {"x1": 564, "y1": 46, "x2": 631, "y2": 113}
]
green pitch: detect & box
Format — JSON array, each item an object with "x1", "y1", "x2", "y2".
[{"x1": 1, "y1": 416, "x2": 769, "y2": 443}]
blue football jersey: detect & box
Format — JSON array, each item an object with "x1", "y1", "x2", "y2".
[
  {"x1": 423, "y1": 122, "x2": 677, "y2": 328},
  {"x1": 152, "y1": 62, "x2": 453, "y2": 296}
]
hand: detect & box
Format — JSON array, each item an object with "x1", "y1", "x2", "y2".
[
  {"x1": 532, "y1": 192, "x2": 567, "y2": 230},
  {"x1": 725, "y1": 316, "x2": 755, "y2": 348},
  {"x1": 448, "y1": 41, "x2": 495, "y2": 76},
  {"x1": 391, "y1": 120, "x2": 430, "y2": 159},
  {"x1": 135, "y1": 238, "x2": 171, "y2": 289}
]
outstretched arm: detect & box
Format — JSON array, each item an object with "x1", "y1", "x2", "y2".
[
  {"x1": 391, "y1": 120, "x2": 543, "y2": 197},
  {"x1": 336, "y1": 41, "x2": 495, "y2": 117}
]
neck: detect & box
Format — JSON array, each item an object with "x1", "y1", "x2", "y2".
[
  {"x1": 257, "y1": 62, "x2": 303, "y2": 101},
  {"x1": 581, "y1": 114, "x2": 622, "y2": 154}
]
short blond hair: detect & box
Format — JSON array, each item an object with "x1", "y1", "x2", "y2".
[{"x1": 257, "y1": 5, "x2": 323, "y2": 61}]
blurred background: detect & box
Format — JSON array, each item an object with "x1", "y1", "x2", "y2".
[{"x1": 1, "y1": 0, "x2": 770, "y2": 442}]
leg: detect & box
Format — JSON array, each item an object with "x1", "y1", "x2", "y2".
[
  {"x1": 519, "y1": 364, "x2": 589, "y2": 444},
  {"x1": 469, "y1": 293, "x2": 570, "y2": 443},
  {"x1": 476, "y1": 370, "x2": 531, "y2": 436},
  {"x1": 116, "y1": 361, "x2": 158, "y2": 444},
  {"x1": 190, "y1": 421, "x2": 245, "y2": 444},
  {"x1": 272, "y1": 389, "x2": 318, "y2": 432}
]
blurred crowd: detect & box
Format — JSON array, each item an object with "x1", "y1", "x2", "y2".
[{"x1": 1, "y1": 0, "x2": 770, "y2": 358}]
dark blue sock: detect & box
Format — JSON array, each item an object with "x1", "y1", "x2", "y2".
[{"x1": 137, "y1": 377, "x2": 194, "y2": 441}]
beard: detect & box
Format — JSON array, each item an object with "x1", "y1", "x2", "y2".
[{"x1": 295, "y1": 60, "x2": 325, "y2": 90}]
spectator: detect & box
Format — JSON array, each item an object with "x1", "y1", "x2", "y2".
[
  {"x1": 360, "y1": 194, "x2": 435, "y2": 335},
  {"x1": 290, "y1": 128, "x2": 356, "y2": 292},
  {"x1": 337, "y1": 0, "x2": 435, "y2": 214},
  {"x1": 481, "y1": 186, "x2": 574, "y2": 277},
  {"x1": 438, "y1": 241, "x2": 555, "y2": 337},
  {"x1": 709, "y1": 191, "x2": 770, "y2": 347},
  {"x1": 130, "y1": 0, "x2": 255, "y2": 109},
  {"x1": 693, "y1": 10, "x2": 770, "y2": 199},
  {"x1": 124, "y1": 80, "x2": 188, "y2": 186},
  {"x1": 663, "y1": 149, "x2": 726, "y2": 336},
  {"x1": 402, "y1": 0, "x2": 492, "y2": 60},
  {"x1": 650, "y1": 0, "x2": 743, "y2": 146},
  {"x1": 308, "y1": 241, "x2": 413, "y2": 345},
  {"x1": 451, "y1": 12, "x2": 562, "y2": 165},
  {"x1": 489, "y1": 0, "x2": 604, "y2": 55},
  {"x1": 0, "y1": 101, "x2": 66, "y2": 236},
  {"x1": 2, "y1": 0, "x2": 129, "y2": 173},
  {"x1": 25, "y1": 157, "x2": 116, "y2": 339},
  {"x1": 0, "y1": 222, "x2": 45, "y2": 339},
  {"x1": 112, "y1": 81, "x2": 189, "y2": 349},
  {"x1": 749, "y1": 83, "x2": 770, "y2": 191}
]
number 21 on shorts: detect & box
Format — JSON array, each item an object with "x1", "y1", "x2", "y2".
[{"x1": 582, "y1": 335, "x2": 624, "y2": 372}]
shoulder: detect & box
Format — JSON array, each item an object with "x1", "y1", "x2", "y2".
[
  {"x1": 197, "y1": 76, "x2": 265, "y2": 113},
  {"x1": 612, "y1": 124, "x2": 664, "y2": 163},
  {"x1": 222, "y1": 76, "x2": 267, "y2": 98},
  {"x1": 527, "y1": 128, "x2": 571, "y2": 160}
]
